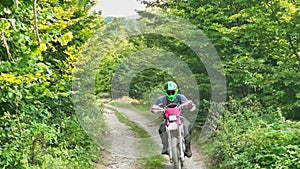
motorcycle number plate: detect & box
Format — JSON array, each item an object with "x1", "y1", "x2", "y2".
[{"x1": 169, "y1": 115, "x2": 177, "y2": 121}]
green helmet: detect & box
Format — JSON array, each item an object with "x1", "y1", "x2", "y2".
[{"x1": 164, "y1": 81, "x2": 178, "y2": 102}]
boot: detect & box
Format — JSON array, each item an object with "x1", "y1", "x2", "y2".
[
  {"x1": 184, "y1": 143, "x2": 192, "y2": 158},
  {"x1": 161, "y1": 145, "x2": 169, "y2": 155}
]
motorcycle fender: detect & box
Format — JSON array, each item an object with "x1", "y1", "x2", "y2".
[{"x1": 167, "y1": 122, "x2": 178, "y2": 130}]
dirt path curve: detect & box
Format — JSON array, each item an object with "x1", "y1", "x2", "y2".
[{"x1": 103, "y1": 104, "x2": 207, "y2": 169}]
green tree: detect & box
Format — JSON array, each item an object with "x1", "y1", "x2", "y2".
[
  {"x1": 0, "y1": 0, "x2": 104, "y2": 168},
  {"x1": 139, "y1": 0, "x2": 300, "y2": 168},
  {"x1": 141, "y1": 0, "x2": 300, "y2": 119}
]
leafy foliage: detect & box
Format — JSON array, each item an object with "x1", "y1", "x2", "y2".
[
  {"x1": 141, "y1": 0, "x2": 299, "y2": 119},
  {"x1": 0, "y1": 0, "x2": 103, "y2": 168},
  {"x1": 137, "y1": 0, "x2": 300, "y2": 168},
  {"x1": 207, "y1": 100, "x2": 300, "y2": 168},
  {"x1": 3, "y1": 0, "x2": 297, "y2": 167}
]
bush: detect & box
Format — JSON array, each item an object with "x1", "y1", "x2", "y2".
[
  {"x1": 0, "y1": 104, "x2": 99, "y2": 168},
  {"x1": 202, "y1": 100, "x2": 300, "y2": 169}
]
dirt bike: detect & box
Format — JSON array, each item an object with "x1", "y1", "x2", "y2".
[{"x1": 151, "y1": 100, "x2": 195, "y2": 169}]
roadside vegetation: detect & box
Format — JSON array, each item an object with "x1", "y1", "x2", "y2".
[
  {"x1": 0, "y1": 0, "x2": 102, "y2": 168},
  {"x1": 1, "y1": 0, "x2": 299, "y2": 168}
]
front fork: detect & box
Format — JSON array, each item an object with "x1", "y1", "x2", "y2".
[
  {"x1": 179, "y1": 125, "x2": 185, "y2": 161},
  {"x1": 167, "y1": 125, "x2": 185, "y2": 162},
  {"x1": 167, "y1": 129, "x2": 173, "y2": 161}
]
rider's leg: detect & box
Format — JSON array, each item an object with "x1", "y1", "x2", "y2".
[
  {"x1": 182, "y1": 117, "x2": 192, "y2": 158},
  {"x1": 159, "y1": 121, "x2": 168, "y2": 155}
]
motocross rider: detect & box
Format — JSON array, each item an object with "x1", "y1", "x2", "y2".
[{"x1": 151, "y1": 81, "x2": 196, "y2": 158}]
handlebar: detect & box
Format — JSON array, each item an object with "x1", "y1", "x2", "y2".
[{"x1": 150, "y1": 100, "x2": 196, "y2": 114}]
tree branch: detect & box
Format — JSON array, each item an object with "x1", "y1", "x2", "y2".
[
  {"x1": 1, "y1": 30, "x2": 14, "y2": 62},
  {"x1": 33, "y1": 0, "x2": 41, "y2": 44}
]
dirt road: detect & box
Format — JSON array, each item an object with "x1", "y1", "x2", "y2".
[{"x1": 97, "y1": 104, "x2": 206, "y2": 169}]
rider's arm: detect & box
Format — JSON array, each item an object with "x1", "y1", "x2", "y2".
[
  {"x1": 178, "y1": 94, "x2": 188, "y2": 102},
  {"x1": 178, "y1": 94, "x2": 196, "y2": 112},
  {"x1": 150, "y1": 96, "x2": 165, "y2": 114},
  {"x1": 154, "y1": 95, "x2": 166, "y2": 107}
]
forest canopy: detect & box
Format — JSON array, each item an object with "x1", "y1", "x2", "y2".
[{"x1": 0, "y1": 0, "x2": 299, "y2": 168}]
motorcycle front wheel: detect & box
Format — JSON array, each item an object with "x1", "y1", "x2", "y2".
[{"x1": 171, "y1": 137, "x2": 182, "y2": 169}]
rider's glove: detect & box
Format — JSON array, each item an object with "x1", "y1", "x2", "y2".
[
  {"x1": 188, "y1": 103, "x2": 196, "y2": 112},
  {"x1": 150, "y1": 104, "x2": 163, "y2": 114}
]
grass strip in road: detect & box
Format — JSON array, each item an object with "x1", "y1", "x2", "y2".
[
  {"x1": 109, "y1": 102, "x2": 162, "y2": 124},
  {"x1": 114, "y1": 108, "x2": 149, "y2": 138},
  {"x1": 104, "y1": 105, "x2": 165, "y2": 169}
]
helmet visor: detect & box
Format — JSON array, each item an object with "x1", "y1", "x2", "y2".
[{"x1": 167, "y1": 90, "x2": 176, "y2": 95}]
